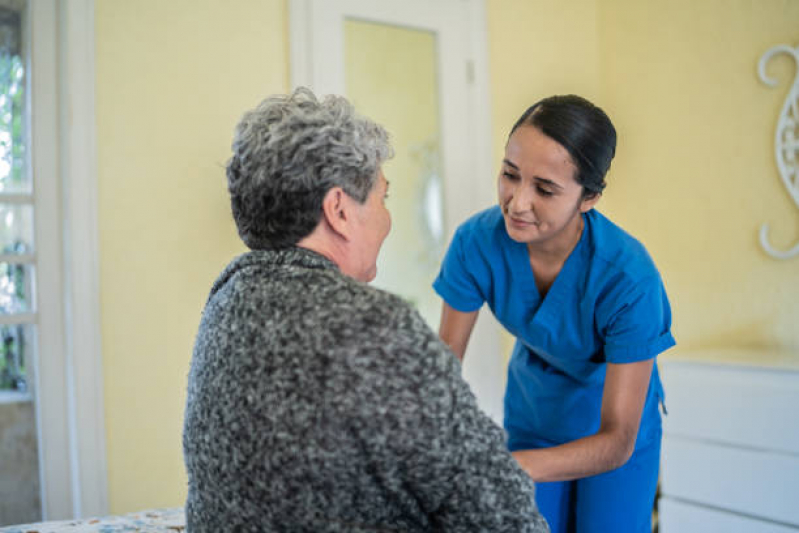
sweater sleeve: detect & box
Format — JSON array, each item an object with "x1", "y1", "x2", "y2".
[{"x1": 361, "y1": 305, "x2": 549, "y2": 532}]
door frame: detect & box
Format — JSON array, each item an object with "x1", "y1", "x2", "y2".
[
  {"x1": 288, "y1": 0, "x2": 507, "y2": 422},
  {"x1": 30, "y1": 0, "x2": 107, "y2": 520}
]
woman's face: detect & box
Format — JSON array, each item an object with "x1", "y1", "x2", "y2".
[
  {"x1": 498, "y1": 125, "x2": 596, "y2": 247},
  {"x1": 351, "y1": 170, "x2": 392, "y2": 282}
]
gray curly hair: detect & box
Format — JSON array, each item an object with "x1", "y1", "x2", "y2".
[{"x1": 226, "y1": 87, "x2": 393, "y2": 249}]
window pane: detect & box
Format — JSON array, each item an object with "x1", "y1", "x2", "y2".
[
  {"x1": 0, "y1": 8, "x2": 27, "y2": 194},
  {"x1": 0, "y1": 262, "x2": 33, "y2": 314},
  {"x1": 0, "y1": 5, "x2": 40, "y2": 527},
  {"x1": 0, "y1": 323, "x2": 32, "y2": 392},
  {"x1": 0, "y1": 203, "x2": 33, "y2": 254}
]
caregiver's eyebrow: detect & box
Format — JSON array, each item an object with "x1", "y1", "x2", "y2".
[
  {"x1": 534, "y1": 177, "x2": 564, "y2": 190},
  {"x1": 503, "y1": 159, "x2": 564, "y2": 190}
]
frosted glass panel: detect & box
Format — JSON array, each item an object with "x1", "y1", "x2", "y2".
[{"x1": 344, "y1": 19, "x2": 444, "y2": 329}]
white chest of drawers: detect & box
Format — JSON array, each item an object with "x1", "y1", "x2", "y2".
[{"x1": 659, "y1": 350, "x2": 799, "y2": 532}]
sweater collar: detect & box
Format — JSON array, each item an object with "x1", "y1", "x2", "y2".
[
  {"x1": 230, "y1": 246, "x2": 340, "y2": 274},
  {"x1": 247, "y1": 246, "x2": 338, "y2": 271},
  {"x1": 208, "y1": 247, "x2": 340, "y2": 301}
]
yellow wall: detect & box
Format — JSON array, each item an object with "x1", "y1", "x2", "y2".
[
  {"x1": 95, "y1": 0, "x2": 287, "y2": 513},
  {"x1": 488, "y1": 0, "x2": 799, "y2": 352},
  {"x1": 93, "y1": 0, "x2": 798, "y2": 515},
  {"x1": 595, "y1": 0, "x2": 799, "y2": 350},
  {"x1": 487, "y1": 0, "x2": 602, "y2": 162}
]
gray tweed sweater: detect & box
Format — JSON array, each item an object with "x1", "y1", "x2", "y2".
[{"x1": 183, "y1": 248, "x2": 548, "y2": 532}]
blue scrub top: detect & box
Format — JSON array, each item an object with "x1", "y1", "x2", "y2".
[{"x1": 433, "y1": 206, "x2": 675, "y2": 452}]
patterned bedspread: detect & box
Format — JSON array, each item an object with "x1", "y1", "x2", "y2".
[{"x1": 0, "y1": 508, "x2": 185, "y2": 533}]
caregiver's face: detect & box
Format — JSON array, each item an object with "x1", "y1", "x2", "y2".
[
  {"x1": 498, "y1": 125, "x2": 591, "y2": 246},
  {"x1": 351, "y1": 170, "x2": 391, "y2": 282}
]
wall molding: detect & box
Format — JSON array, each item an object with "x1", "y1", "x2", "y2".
[
  {"x1": 758, "y1": 43, "x2": 799, "y2": 260},
  {"x1": 59, "y1": 0, "x2": 108, "y2": 518}
]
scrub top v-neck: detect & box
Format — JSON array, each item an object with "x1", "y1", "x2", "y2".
[{"x1": 433, "y1": 206, "x2": 675, "y2": 452}]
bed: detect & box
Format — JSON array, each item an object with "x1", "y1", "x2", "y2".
[{"x1": 0, "y1": 508, "x2": 185, "y2": 533}]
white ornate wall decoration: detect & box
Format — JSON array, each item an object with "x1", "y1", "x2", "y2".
[{"x1": 758, "y1": 44, "x2": 799, "y2": 259}]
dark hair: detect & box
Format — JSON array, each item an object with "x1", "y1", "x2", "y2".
[{"x1": 510, "y1": 95, "x2": 616, "y2": 198}]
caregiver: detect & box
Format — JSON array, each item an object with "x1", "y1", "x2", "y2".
[{"x1": 433, "y1": 94, "x2": 675, "y2": 533}]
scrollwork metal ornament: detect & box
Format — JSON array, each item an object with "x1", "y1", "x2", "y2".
[{"x1": 758, "y1": 44, "x2": 799, "y2": 259}]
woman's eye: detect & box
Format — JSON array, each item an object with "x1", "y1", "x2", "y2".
[
  {"x1": 536, "y1": 186, "x2": 554, "y2": 197},
  {"x1": 503, "y1": 172, "x2": 519, "y2": 181}
]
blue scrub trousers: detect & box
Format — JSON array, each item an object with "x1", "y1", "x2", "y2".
[{"x1": 534, "y1": 436, "x2": 661, "y2": 533}]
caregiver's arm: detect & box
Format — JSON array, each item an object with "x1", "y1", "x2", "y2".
[
  {"x1": 513, "y1": 358, "x2": 653, "y2": 482},
  {"x1": 438, "y1": 302, "x2": 479, "y2": 361}
]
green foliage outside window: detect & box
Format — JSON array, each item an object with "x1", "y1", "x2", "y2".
[
  {"x1": 0, "y1": 25, "x2": 29, "y2": 392},
  {"x1": 0, "y1": 52, "x2": 24, "y2": 192},
  {"x1": 0, "y1": 325, "x2": 26, "y2": 391}
]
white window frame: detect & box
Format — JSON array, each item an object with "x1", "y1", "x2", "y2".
[
  {"x1": 289, "y1": 0, "x2": 507, "y2": 423},
  {"x1": 28, "y1": 0, "x2": 106, "y2": 520},
  {"x1": 0, "y1": 0, "x2": 37, "y2": 409}
]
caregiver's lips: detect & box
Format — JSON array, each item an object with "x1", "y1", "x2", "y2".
[{"x1": 507, "y1": 215, "x2": 538, "y2": 229}]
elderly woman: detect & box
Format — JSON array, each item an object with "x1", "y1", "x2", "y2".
[{"x1": 182, "y1": 88, "x2": 549, "y2": 532}]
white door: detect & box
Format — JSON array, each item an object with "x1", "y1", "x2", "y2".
[{"x1": 290, "y1": 0, "x2": 506, "y2": 423}]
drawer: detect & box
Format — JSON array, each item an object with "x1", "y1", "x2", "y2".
[
  {"x1": 659, "y1": 497, "x2": 799, "y2": 533},
  {"x1": 661, "y1": 438, "x2": 799, "y2": 526},
  {"x1": 660, "y1": 361, "x2": 799, "y2": 454}
]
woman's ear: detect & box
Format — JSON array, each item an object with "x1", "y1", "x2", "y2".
[
  {"x1": 580, "y1": 191, "x2": 601, "y2": 213},
  {"x1": 321, "y1": 187, "x2": 352, "y2": 240}
]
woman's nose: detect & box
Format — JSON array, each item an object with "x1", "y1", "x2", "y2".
[{"x1": 509, "y1": 187, "x2": 533, "y2": 214}]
